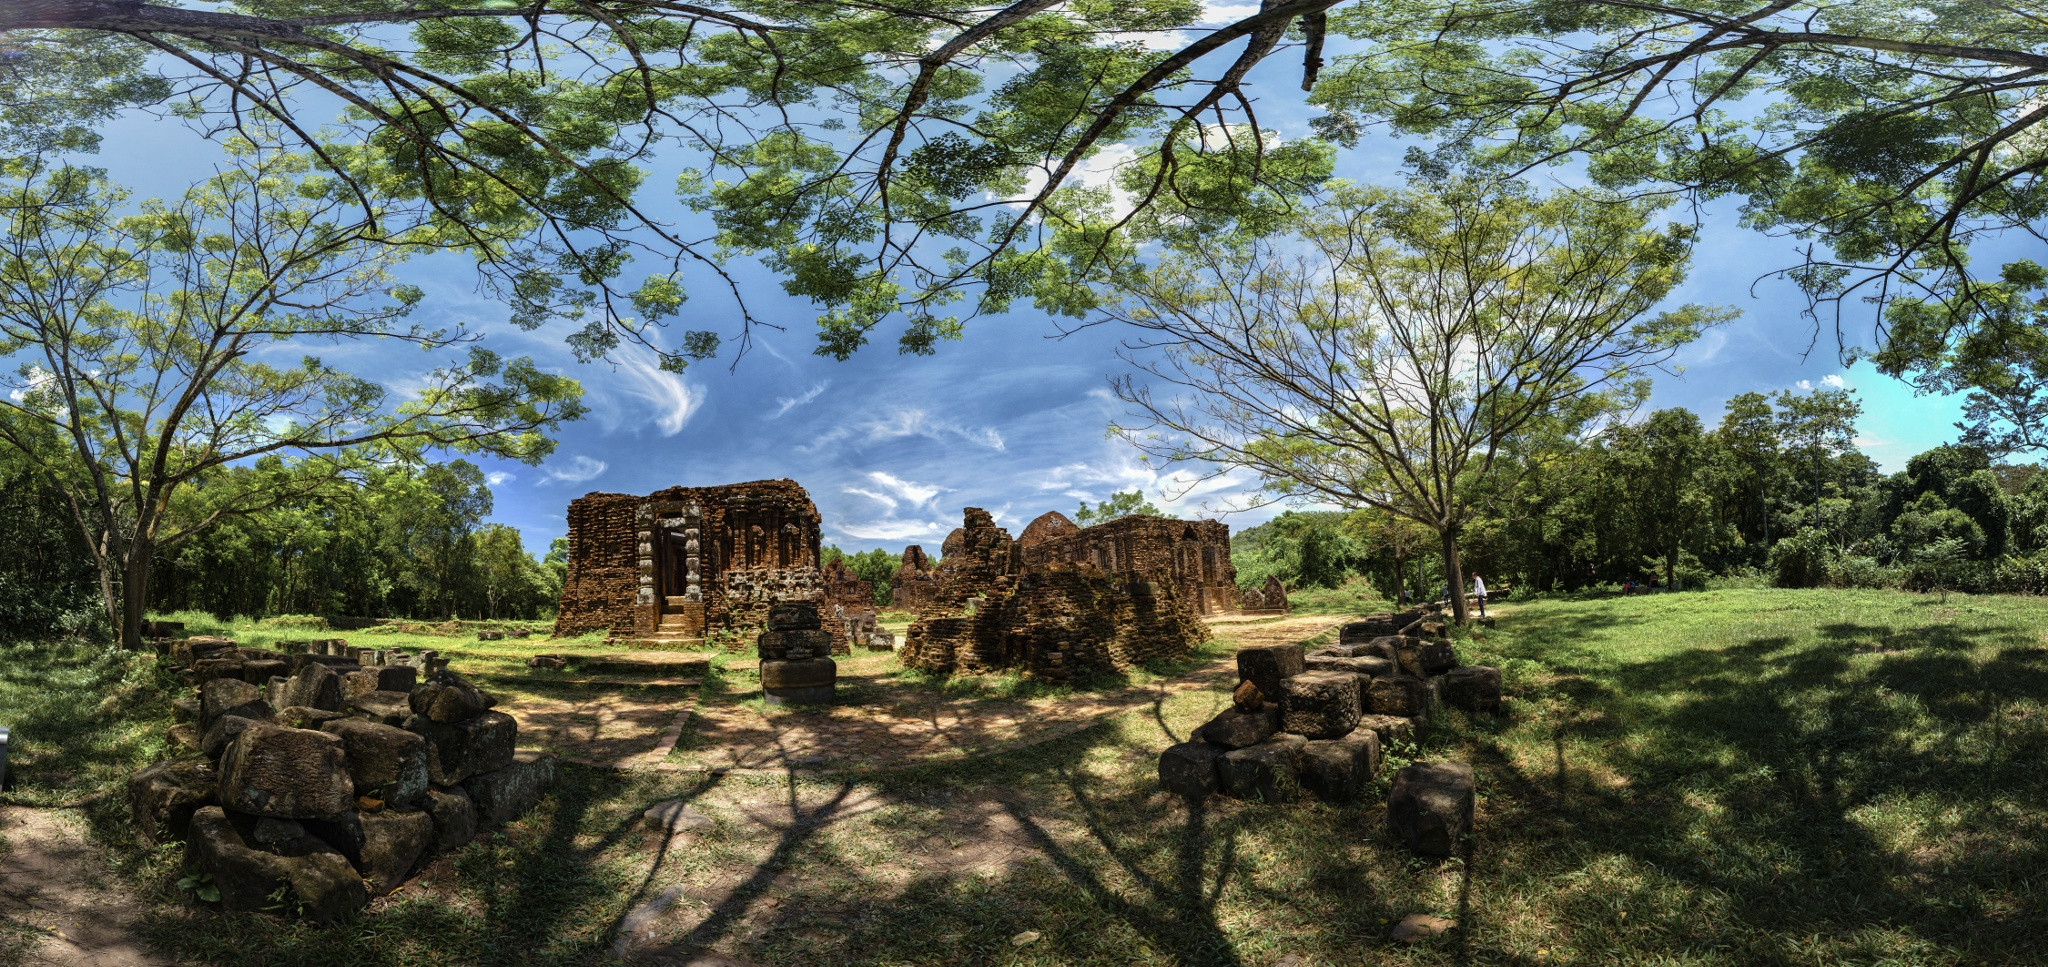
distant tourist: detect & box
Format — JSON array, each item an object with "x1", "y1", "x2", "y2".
[{"x1": 1472, "y1": 574, "x2": 1488, "y2": 617}]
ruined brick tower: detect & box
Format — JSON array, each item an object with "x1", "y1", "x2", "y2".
[{"x1": 552, "y1": 479, "x2": 826, "y2": 640}]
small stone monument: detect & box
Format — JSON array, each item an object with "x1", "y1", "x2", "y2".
[{"x1": 757, "y1": 601, "x2": 835, "y2": 706}]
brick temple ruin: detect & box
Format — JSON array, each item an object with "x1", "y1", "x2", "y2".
[
  {"x1": 1016, "y1": 511, "x2": 1245, "y2": 615},
  {"x1": 898, "y1": 508, "x2": 1211, "y2": 678},
  {"x1": 553, "y1": 480, "x2": 832, "y2": 643}
]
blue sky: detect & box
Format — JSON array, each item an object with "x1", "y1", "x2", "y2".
[{"x1": 74, "y1": 14, "x2": 1992, "y2": 558}]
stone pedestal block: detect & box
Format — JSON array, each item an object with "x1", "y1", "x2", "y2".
[
  {"x1": 1388, "y1": 761, "x2": 1475, "y2": 857},
  {"x1": 323, "y1": 719, "x2": 429, "y2": 806},
  {"x1": 218, "y1": 722, "x2": 355, "y2": 820},
  {"x1": 761, "y1": 658, "x2": 836, "y2": 706},
  {"x1": 278, "y1": 663, "x2": 343, "y2": 713},
  {"x1": 1397, "y1": 639, "x2": 1459, "y2": 678},
  {"x1": 1366, "y1": 675, "x2": 1429, "y2": 717},
  {"x1": 1438, "y1": 666, "x2": 1502, "y2": 714},
  {"x1": 199, "y1": 678, "x2": 268, "y2": 732},
  {"x1": 184, "y1": 807, "x2": 366, "y2": 925},
  {"x1": 1279, "y1": 670, "x2": 1363, "y2": 739},
  {"x1": 356, "y1": 808, "x2": 434, "y2": 896},
  {"x1": 1235, "y1": 644, "x2": 1305, "y2": 701},
  {"x1": 424, "y1": 785, "x2": 478, "y2": 851},
  {"x1": 128, "y1": 756, "x2": 218, "y2": 843},
  {"x1": 1157, "y1": 741, "x2": 1224, "y2": 799},
  {"x1": 759, "y1": 629, "x2": 834, "y2": 661},
  {"x1": 1195, "y1": 706, "x2": 1280, "y2": 749},
  {"x1": 411, "y1": 710, "x2": 517, "y2": 786},
  {"x1": 1218, "y1": 735, "x2": 1307, "y2": 804},
  {"x1": 462, "y1": 752, "x2": 557, "y2": 828},
  {"x1": 766, "y1": 602, "x2": 822, "y2": 631},
  {"x1": 1355, "y1": 713, "x2": 1425, "y2": 748},
  {"x1": 1300, "y1": 729, "x2": 1381, "y2": 803}
]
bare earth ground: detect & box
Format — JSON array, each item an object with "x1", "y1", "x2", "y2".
[
  {"x1": 0, "y1": 807, "x2": 167, "y2": 967},
  {"x1": 508, "y1": 615, "x2": 1345, "y2": 774},
  {"x1": 0, "y1": 614, "x2": 1345, "y2": 967}
]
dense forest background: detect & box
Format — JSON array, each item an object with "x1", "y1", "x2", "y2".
[{"x1": 4, "y1": 387, "x2": 2042, "y2": 639}]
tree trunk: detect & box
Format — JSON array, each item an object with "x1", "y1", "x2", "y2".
[
  {"x1": 1665, "y1": 549, "x2": 1677, "y2": 590},
  {"x1": 119, "y1": 544, "x2": 154, "y2": 649},
  {"x1": 1439, "y1": 526, "x2": 1469, "y2": 624},
  {"x1": 1393, "y1": 547, "x2": 1407, "y2": 604}
]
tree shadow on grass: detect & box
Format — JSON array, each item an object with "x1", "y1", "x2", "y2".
[{"x1": 1469, "y1": 616, "x2": 2048, "y2": 963}]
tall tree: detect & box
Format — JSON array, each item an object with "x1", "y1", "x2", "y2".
[
  {"x1": 1774, "y1": 386, "x2": 1863, "y2": 534},
  {"x1": 8, "y1": 0, "x2": 1352, "y2": 366},
  {"x1": 1608, "y1": 408, "x2": 1718, "y2": 588},
  {"x1": 1074, "y1": 490, "x2": 1167, "y2": 527},
  {"x1": 1100, "y1": 174, "x2": 1728, "y2": 622},
  {"x1": 0, "y1": 152, "x2": 583, "y2": 646},
  {"x1": 1335, "y1": 1, "x2": 2048, "y2": 394}
]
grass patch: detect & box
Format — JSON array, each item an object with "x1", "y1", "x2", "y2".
[{"x1": 9, "y1": 590, "x2": 2045, "y2": 964}]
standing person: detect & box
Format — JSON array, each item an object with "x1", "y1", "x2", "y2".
[{"x1": 1472, "y1": 574, "x2": 1488, "y2": 618}]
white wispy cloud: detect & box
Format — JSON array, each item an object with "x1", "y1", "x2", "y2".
[
  {"x1": 1198, "y1": 1, "x2": 1261, "y2": 22},
  {"x1": 802, "y1": 407, "x2": 1006, "y2": 453},
  {"x1": 1821, "y1": 373, "x2": 1848, "y2": 389},
  {"x1": 610, "y1": 348, "x2": 702, "y2": 436},
  {"x1": 1795, "y1": 379, "x2": 1814, "y2": 391},
  {"x1": 542, "y1": 455, "x2": 608, "y2": 485},
  {"x1": 842, "y1": 487, "x2": 899, "y2": 512},
  {"x1": 835, "y1": 519, "x2": 949, "y2": 541},
  {"x1": 867, "y1": 470, "x2": 942, "y2": 507},
  {"x1": 769, "y1": 380, "x2": 831, "y2": 419},
  {"x1": 486, "y1": 471, "x2": 516, "y2": 487}
]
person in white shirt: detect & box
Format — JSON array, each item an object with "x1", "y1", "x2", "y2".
[{"x1": 1472, "y1": 574, "x2": 1487, "y2": 617}]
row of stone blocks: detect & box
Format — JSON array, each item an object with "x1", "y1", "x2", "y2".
[
  {"x1": 759, "y1": 601, "x2": 835, "y2": 706},
  {"x1": 128, "y1": 637, "x2": 555, "y2": 923},
  {"x1": 1157, "y1": 631, "x2": 1498, "y2": 854}
]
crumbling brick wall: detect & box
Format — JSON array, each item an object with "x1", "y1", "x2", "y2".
[
  {"x1": 890, "y1": 545, "x2": 942, "y2": 613},
  {"x1": 1020, "y1": 514, "x2": 1241, "y2": 614},
  {"x1": 821, "y1": 558, "x2": 874, "y2": 613},
  {"x1": 900, "y1": 561, "x2": 1206, "y2": 679},
  {"x1": 553, "y1": 479, "x2": 826, "y2": 639}
]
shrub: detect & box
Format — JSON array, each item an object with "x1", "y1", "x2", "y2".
[
  {"x1": 1768, "y1": 527, "x2": 1834, "y2": 588},
  {"x1": 1826, "y1": 554, "x2": 1896, "y2": 589}
]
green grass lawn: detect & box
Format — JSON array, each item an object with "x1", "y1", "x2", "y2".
[{"x1": 2, "y1": 588, "x2": 2043, "y2": 965}]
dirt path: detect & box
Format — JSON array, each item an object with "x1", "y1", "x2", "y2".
[
  {"x1": 0, "y1": 806, "x2": 165, "y2": 967},
  {"x1": 506, "y1": 615, "x2": 1347, "y2": 775}
]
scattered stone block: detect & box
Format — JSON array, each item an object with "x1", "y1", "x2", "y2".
[
  {"x1": 275, "y1": 706, "x2": 348, "y2": 731},
  {"x1": 1438, "y1": 666, "x2": 1502, "y2": 714},
  {"x1": 217, "y1": 722, "x2": 355, "y2": 821},
  {"x1": 463, "y1": 752, "x2": 557, "y2": 827},
  {"x1": 423, "y1": 785, "x2": 478, "y2": 851},
  {"x1": 1194, "y1": 706, "x2": 1280, "y2": 749},
  {"x1": 322, "y1": 719, "x2": 430, "y2": 807},
  {"x1": 766, "y1": 602, "x2": 822, "y2": 631},
  {"x1": 279, "y1": 663, "x2": 343, "y2": 713},
  {"x1": 1157, "y1": 741, "x2": 1224, "y2": 799},
  {"x1": 184, "y1": 806, "x2": 366, "y2": 924},
  {"x1": 128, "y1": 755, "x2": 218, "y2": 843},
  {"x1": 1391, "y1": 914, "x2": 1457, "y2": 942},
  {"x1": 1279, "y1": 670, "x2": 1362, "y2": 739},
  {"x1": 354, "y1": 808, "x2": 434, "y2": 896},
  {"x1": 1231, "y1": 679, "x2": 1265, "y2": 712},
  {"x1": 412, "y1": 710, "x2": 517, "y2": 786},
  {"x1": 168, "y1": 723, "x2": 200, "y2": 754},
  {"x1": 1396, "y1": 639, "x2": 1458, "y2": 677},
  {"x1": 1354, "y1": 714, "x2": 1424, "y2": 748},
  {"x1": 200, "y1": 714, "x2": 269, "y2": 759},
  {"x1": 758, "y1": 629, "x2": 834, "y2": 661},
  {"x1": 1303, "y1": 654, "x2": 1395, "y2": 679},
  {"x1": 1388, "y1": 761, "x2": 1474, "y2": 857},
  {"x1": 1300, "y1": 729, "x2": 1381, "y2": 804},
  {"x1": 1366, "y1": 675, "x2": 1429, "y2": 717},
  {"x1": 409, "y1": 676, "x2": 491, "y2": 724},
  {"x1": 642, "y1": 799, "x2": 715, "y2": 836},
  {"x1": 238, "y1": 659, "x2": 289, "y2": 686},
  {"x1": 1236, "y1": 644, "x2": 1305, "y2": 701},
  {"x1": 348, "y1": 690, "x2": 412, "y2": 727},
  {"x1": 172, "y1": 696, "x2": 199, "y2": 723},
  {"x1": 374, "y1": 666, "x2": 417, "y2": 693},
  {"x1": 1218, "y1": 735, "x2": 1307, "y2": 804},
  {"x1": 199, "y1": 678, "x2": 269, "y2": 731}
]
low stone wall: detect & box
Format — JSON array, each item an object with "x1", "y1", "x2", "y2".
[{"x1": 130, "y1": 637, "x2": 554, "y2": 922}]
